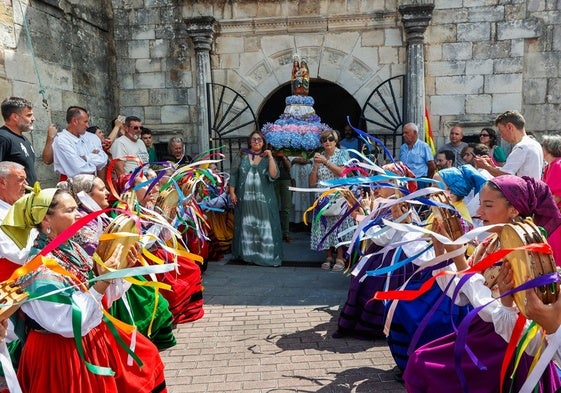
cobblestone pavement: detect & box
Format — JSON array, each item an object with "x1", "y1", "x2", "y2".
[{"x1": 160, "y1": 262, "x2": 407, "y2": 393}]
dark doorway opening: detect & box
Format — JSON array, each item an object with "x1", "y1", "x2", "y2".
[{"x1": 258, "y1": 80, "x2": 362, "y2": 133}]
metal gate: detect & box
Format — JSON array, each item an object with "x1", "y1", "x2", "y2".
[
  {"x1": 360, "y1": 74, "x2": 405, "y2": 161},
  {"x1": 207, "y1": 75, "x2": 405, "y2": 166},
  {"x1": 206, "y1": 83, "x2": 259, "y2": 168}
]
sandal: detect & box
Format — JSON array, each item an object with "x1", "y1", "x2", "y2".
[
  {"x1": 321, "y1": 256, "x2": 333, "y2": 270},
  {"x1": 332, "y1": 258, "x2": 346, "y2": 272}
]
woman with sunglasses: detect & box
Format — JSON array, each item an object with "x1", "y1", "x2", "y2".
[
  {"x1": 309, "y1": 130, "x2": 353, "y2": 271},
  {"x1": 229, "y1": 130, "x2": 283, "y2": 267},
  {"x1": 479, "y1": 127, "x2": 506, "y2": 166}
]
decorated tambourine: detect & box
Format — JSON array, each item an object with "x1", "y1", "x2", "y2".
[
  {"x1": 0, "y1": 281, "x2": 27, "y2": 319},
  {"x1": 500, "y1": 218, "x2": 559, "y2": 317},
  {"x1": 155, "y1": 187, "x2": 179, "y2": 221},
  {"x1": 430, "y1": 191, "x2": 464, "y2": 240},
  {"x1": 96, "y1": 214, "x2": 140, "y2": 269}
]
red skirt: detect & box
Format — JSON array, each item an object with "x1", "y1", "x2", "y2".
[
  {"x1": 154, "y1": 247, "x2": 204, "y2": 325},
  {"x1": 17, "y1": 322, "x2": 167, "y2": 393}
]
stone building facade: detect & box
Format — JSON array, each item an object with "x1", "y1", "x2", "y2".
[{"x1": 0, "y1": 0, "x2": 559, "y2": 184}]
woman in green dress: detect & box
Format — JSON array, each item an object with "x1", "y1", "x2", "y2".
[{"x1": 229, "y1": 131, "x2": 283, "y2": 267}]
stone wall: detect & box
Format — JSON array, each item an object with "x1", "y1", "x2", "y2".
[
  {"x1": 0, "y1": 0, "x2": 115, "y2": 185},
  {"x1": 427, "y1": 0, "x2": 560, "y2": 144},
  {"x1": 183, "y1": 0, "x2": 560, "y2": 146},
  {"x1": 111, "y1": 0, "x2": 195, "y2": 155},
  {"x1": 183, "y1": 0, "x2": 406, "y2": 146},
  {"x1": 0, "y1": 0, "x2": 559, "y2": 184}
]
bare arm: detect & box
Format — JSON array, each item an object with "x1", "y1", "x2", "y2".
[
  {"x1": 474, "y1": 156, "x2": 509, "y2": 177},
  {"x1": 107, "y1": 118, "x2": 123, "y2": 142},
  {"x1": 309, "y1": 163, "x2": 319, "y2": 187},
  {"x1": 426, "y1": 160, "x2": 437, "y2": 179},
  {"x1": 263, "y1": 150, "x2": 278, "y2": 179},
  {"x1": 41, "y1": 124, "x2": 57, "y2": 164}
]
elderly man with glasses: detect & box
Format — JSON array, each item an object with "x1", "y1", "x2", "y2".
[{"x1": 110, "y1": 116, "x2": 150, "y2": 177}]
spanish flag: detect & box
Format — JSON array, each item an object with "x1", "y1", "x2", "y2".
[{"x1": 424, "y1": 107, "x2": 436, "y2": 155}]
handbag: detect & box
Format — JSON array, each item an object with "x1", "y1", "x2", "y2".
[{"x1": 320, "y1": 196, "x2": 348, "y2": 216}]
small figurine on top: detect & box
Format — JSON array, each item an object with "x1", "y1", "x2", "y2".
[{"x1": 291, "y1": 54, "x2": 310, "y2": 96}]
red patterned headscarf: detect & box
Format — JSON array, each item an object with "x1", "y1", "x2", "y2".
[{"x1": 383, "y1": 162, "x2": 418, "y2": 193}]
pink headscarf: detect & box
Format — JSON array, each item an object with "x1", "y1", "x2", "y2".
[
  {"x1": 490, "y1": 175, "x2": 561, "y2": 265},
  {"x1": 489, "y1": 175, "x2": 561, "y2": 237}
]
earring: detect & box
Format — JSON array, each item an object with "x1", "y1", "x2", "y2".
[{"x1": 46, "y1": 227, "x2": 51, "y2": 234}]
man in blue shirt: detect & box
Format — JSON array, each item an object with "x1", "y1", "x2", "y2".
[
  {"x1": 399, "y1": 122, "x2": 436, "y2": 179},
  {"x1": 339, "y1": 124, "x2": 363, "y2": 159}
]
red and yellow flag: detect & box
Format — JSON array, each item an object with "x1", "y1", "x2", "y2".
[{"x1": 424, "y1": 107, "x2": 436, "y2": 155}]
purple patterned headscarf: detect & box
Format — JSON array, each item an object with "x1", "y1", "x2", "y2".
[{"x1": 489, "y1": 175, "x2": 561, "y2": 237}]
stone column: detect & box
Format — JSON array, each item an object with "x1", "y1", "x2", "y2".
[
  {"x1": 186, "y1": 17, "x2": 216, "y2": 154},
  {"x1": 399, "y1": 3, "x2": 434, "y2": 140}
]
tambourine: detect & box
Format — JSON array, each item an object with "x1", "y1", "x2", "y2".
[
  {"x1": 155, "y1": 188, "x2": 179, "y2": 220},
  {"x1": 430, "y1": 191, "x2": 464, "y2": 240},
  {"x1": 96, "y1": 215, "x2": 140, "y2": 269},
  {"x1": 0, "y1": 281, "x2": 28, "y2": 319},
  {"x1": 500, "y1": 218, "x2": 559, "y2": 317}
]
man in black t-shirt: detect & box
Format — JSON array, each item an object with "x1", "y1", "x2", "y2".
[{"x1": 0, "y1": 97, "x2": 37, "y2": 185}]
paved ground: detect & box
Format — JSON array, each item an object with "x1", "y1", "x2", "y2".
[{"x1": 160, "y1": 231, "x2": 407, "y2": 393}]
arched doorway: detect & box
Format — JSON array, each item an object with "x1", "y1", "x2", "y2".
[{"x1": 258, "y1": 80, "x2": 362, "y2": 134}]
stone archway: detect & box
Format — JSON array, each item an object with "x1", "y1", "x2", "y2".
[{"x1": 258, "y1": 79, "x2": 362, "y2": 134}]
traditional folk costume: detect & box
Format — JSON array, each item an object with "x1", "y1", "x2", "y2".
[
  {"x1": 404, "y1": 176, "x2": 561, "y2": 392},
  {"x1": 333, "y1": 227, "x2": 420, "y2": 340},
  {"x1": 113, "y1": 173, "x2": 204, "y2": 325},
  {"x1": 73, "y1": 209, "x2": 176, "y2": 350},
  {"x1": 1, "y1": 188, "x2": 167, "y2": 393},
  {"x1": 387, "y1": 167, "x2": 482, "y2": 371},
  {"x1": 152, "y1": 246, "x2": 204, "y2": 325}
]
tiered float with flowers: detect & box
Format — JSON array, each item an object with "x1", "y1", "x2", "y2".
[{"x1": 261, "y1": 54, "x2": 332, "y2": 156}]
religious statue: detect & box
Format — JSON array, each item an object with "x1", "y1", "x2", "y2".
[{"x1": 291, "y1": 54, "x2": 310, "y2": 96}]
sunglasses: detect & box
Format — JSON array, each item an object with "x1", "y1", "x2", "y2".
[
  {"x1": 251, "y1": 137, "x2": 263, "y2": 142},
  {"x1": 131, "y1": 126, "x2": 142, "y2": 130},
  {"x1": 479, "y1": 133, "x2": 489, "y2": 137},
  {"x1": 320, "y1": 136, "x2": 336, "y2": 143}
]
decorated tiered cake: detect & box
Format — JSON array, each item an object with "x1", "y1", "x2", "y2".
[{"x1": 261, "y1": 55, "x2": 331, "y2": 153}]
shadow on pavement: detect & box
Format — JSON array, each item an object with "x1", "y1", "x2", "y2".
[
  {"x1": 263, "y1": 366, "x2": 403, "y2": 393},
  {"x1": 264, "y1": 306, "x2": 385, "y2": 354}
]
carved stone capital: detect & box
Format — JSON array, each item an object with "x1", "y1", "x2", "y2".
[
  {"x1": 399, "y1": 4, "x2": 434, "y2": 44},
  {"x1": 185, "y1": 16, "x2": 217, "y2": 51}
]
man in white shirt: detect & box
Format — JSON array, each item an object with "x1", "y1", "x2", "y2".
[
  {"x1": 52, "y1": 106, "x2": 108, "y2": 180},
  {"x1": 475, "y1": 110, "x2": 543, "y2": 179},
  {"x1": 110, "y1": 116, "x2": 149, "y2": 177}
]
